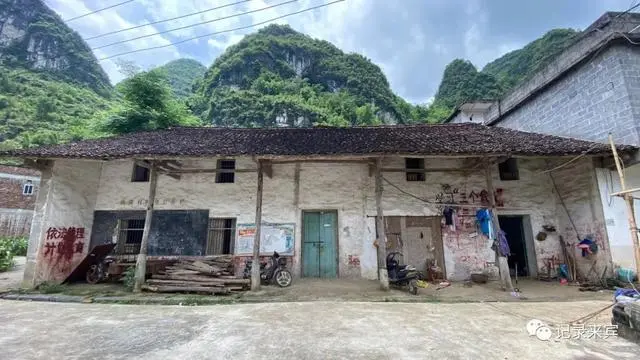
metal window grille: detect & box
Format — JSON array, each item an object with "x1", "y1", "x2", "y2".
[
  {"x1": 117, "y1": 219, "x2": 145, "y2": 254},
  {"x1": 215, "y1": 159, "x2": 235, "y2": 183},
  {"x1": 206, "y1": 218, "x2": 236, "y2": 255},
  {"x1": 405, "y1": 158, "x2": 425, "y2": 181},
  {"x1": 22, "y1": 182, "x2": 34, "y2": 195}
]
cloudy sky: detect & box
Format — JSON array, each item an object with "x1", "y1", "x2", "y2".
[{"x1": 47, "y1": 0, "x2": 633, "y2": 103}]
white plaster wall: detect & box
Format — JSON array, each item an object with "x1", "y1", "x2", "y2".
[
  {"x1": 95, "y1": 159, "x2": 377, "y2": 279},
  {"x1": 375, "y1": 157, "x2": 569, "y2": 280},
  {"x1": 81, "y1": 156, "x2": 605, "y2": 281},
  {"x1": 596, "y1": 164, "x2": 640, "y2": 271},
  {"x1": 24, "y1": 160, "x2": 102, "y2": 284},
  {"x1": 554, "y1": 158, "x2": 612, "y2": 280}
]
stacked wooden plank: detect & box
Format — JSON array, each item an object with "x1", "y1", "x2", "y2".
[{"x1": 142, "y1": 256, "x2": 249, "y2": 295}]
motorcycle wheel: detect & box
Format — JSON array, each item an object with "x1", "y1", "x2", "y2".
[
  {"x1": 86, "y1": 265, "x2": 101, "y2": 284},
  {"x1": 408, "y1": 279, "x2": 418, "y2": 295},
  {"x1": 274, "y1": 269, "x2": 293, "y2": 287}
]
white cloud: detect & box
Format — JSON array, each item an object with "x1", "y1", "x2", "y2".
[{"x1": 44, "y1": 0, "x2": 627, "y2": 100}]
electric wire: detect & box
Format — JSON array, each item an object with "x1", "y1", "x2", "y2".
[
  {"x1": 85, "y1": 0, "x2": 254, "y2": 41},
  {"x1": 91, "y1": 0, "x2": 299, "y2": 50},
  {"x1": 64, "y1": 0, "x2": 135, "y2": 22},
  {"x1": 98, "y1": 0, "x2": 345, "y2": 61}
]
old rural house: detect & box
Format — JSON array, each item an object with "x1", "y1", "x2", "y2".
[
  {"x1": 447, "y1": 11, "x2": 640, "y2": 273},
  {"x1": 0, "y1": 164, "x2": 39, "y2": 237},
  {"x1": 1, "y1": 124, "x2": 634, "y2": 287}
]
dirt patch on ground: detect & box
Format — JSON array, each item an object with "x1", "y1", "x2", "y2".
[{"x1": 0, "y1": 257, "x2": 25, "y2": 291}]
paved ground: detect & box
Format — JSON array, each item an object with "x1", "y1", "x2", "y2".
[
  {"x1": 245, "y1": 278, "x2": 614, "y2": 303},
  {"x1": 0, "y1": 256, "x2": 25, "y2": 291},
  {"x1": 0, "y1": 300, "x2": 638, "y2": 359}
]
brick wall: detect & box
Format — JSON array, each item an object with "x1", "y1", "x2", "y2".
[
  {"x1": 496, "y1": 44, "x2": 640, "y2": 146},
  {"x1": 0, "y1": 165, "x2": 40, "y2": 236}
]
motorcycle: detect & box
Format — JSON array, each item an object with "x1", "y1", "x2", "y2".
[
  {"x1": 243, "y1": 251, "x2": 293, "y2": 287},
  {"x1": 86, "y1": 254, "x2": 116, "y2": 284},
  {"x1": 386, "y1": 252, "x2": 423, "y2": 295}
]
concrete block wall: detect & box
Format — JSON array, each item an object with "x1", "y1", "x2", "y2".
[
  {"x1": 486, "y1": 12, "x2": 640, "y2": 132},
  {"x1": 496, "y1": 45, "x2": 640, "y2": 145}
]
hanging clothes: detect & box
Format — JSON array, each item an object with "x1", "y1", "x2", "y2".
[
  {"x1": 492, "y1": 229, "x2": 511, "y2": 257},
  {"x1": 442, "y1": 206, "x2": 458, "y2": 231},
  {"x1": 443, "y1": 207, "x2": 454, "y2": 225},
  {"x1": 476, "y1": 208, "x2": 492, "y2": 237}
]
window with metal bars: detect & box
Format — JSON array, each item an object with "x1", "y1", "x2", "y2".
[
  {"x1": 117, "y1": 219, "x2": 145, "y2": 254},
  {"x1": 215, "y1": 159, "x2": 235, "y2": 183},
  {"x1": 206, "y1": 218, "x2": 236, "y2": 255},
  {"x1": 405, "y1": 158, "x2": 425, "y2": 181}
]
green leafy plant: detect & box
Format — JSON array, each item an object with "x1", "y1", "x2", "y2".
[
  {"x1": 36, "y1": 282, "x2": 67, "y2": 294},
  {"x1": 122, "y1": 266, "x2": 136, "y2": 291},
  {"x1": 0, "y1": 243, "x2": 14, "y2": 272},
  {"x1": 0, "y1": 237, "x2": 28, "y2": 256}
]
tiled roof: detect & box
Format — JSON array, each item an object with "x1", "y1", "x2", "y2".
[{"x1": 1, "y1": 123, "x2": 632, "y2": 159}]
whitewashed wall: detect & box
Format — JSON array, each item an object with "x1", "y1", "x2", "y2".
[
  {"x1": 596, "y1": 164, "x2": 640, "y2": 272},
  {"x1": 24, "y1": 160, "x2": 102, "y2": 285},
  {"x1": 26, "y1": 155, "x2": 609, "y2": 283}
]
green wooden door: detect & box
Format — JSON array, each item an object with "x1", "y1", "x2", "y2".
[{"x1": 302, "y1": 211, "x2": 337, "y2": 278}]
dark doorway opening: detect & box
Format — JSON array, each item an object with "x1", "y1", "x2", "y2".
[{"x1": 498, "y1": 215, "x2": 530, "y2": 277}]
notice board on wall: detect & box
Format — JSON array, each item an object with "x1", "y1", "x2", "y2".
[{"x1": 235, "y1": 223, "x2": 295, "y2": 255}]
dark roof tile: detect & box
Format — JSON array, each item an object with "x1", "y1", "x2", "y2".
[{"x1": 1, "y1": 123, "x2": 633, "y2": 159}]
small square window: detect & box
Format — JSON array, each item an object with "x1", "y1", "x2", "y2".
[
  {"x1": 405, "y1": 158, "x2": 425, "y2": 181},
  {"x1": 216, "y1": 159, "x2": 235, "y2": 183},
  {"x1": 499, "y1": 158, "x2": 519, "y2": 181},
  {"x1": 131, "y1": 164, "x2": 150, "y2": 182},
  {"x1": 22, "y1": 181, "x2": 34, "y2": 195}
]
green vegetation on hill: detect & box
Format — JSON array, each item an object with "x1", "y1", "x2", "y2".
[
  {"x1": 0, "y1": 65, "x2": 113, "y2": 150},
  {"x1": 431, "y1": 28, "x2": 578, "y2": 121},
  {"x1": 483, "y1": 29, "x2": 579, "y2": 90},
  {"x1": 432, "y1": 59, "x2": 502, "y2": 110},
  {"x1": 0, "y1": 0, "x2": 111, "y2": 94},
  {"x1": 156, "y1": 58, "x2": 207, "y2": 99},
  {"x1": 194, "y1": 24, "x2": 427, "y2": 126}
]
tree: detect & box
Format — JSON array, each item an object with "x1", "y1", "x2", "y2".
[{"x1": 104, "y1": 70, "x2": 200, "y2": 134}]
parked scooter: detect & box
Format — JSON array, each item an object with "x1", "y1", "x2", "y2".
[
  {"x1": 386, "y1": 252, "x2": 422, "y2": 295},
  {"x1": 86, "y1": 254, "x2": 116, "y2": 284},
  {"x1": 243, "y1": 251, "x2": 293, "y2": 287}
]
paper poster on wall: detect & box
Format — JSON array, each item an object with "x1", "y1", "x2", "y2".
[{"x1": 235, "y1": 223, "x2": 295, "y2": 255}]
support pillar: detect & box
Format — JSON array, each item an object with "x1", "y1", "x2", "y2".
[
  {"x1": 251, "y1": 160, "x2": 264, "y2": 291},
  {"x1": 375, "y1": 158, "x2": 390, "y2": 291},
  {"x1": 133, "y1": 162, "x2": 157, "y2": 293},
  {"x1": 485, "y1": 158, "x2": 514, "y2": 292}
]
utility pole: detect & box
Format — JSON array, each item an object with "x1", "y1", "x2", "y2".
[
  {"x1": 375, "y1": 157, "x2": 390, "y2": 290},
  {"x1": 608, "y1": 134, "x2": 640, "y2": 279},
  {"x1": 133, "y1": 161, "x2": 157, "y2": 293},
  {"x1": 251, "y1": 160, "x2": 264, "y2": 291}
]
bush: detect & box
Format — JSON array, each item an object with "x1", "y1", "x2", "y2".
[
  {"x1": 0, "y1": 237, "x2": 28, "y2": 256},
  {"x1": 36, "y1": 282, "x2": 67, "y2": 294},
  {"x1": 0, "y1": 243, "x2": 13, "y2": 272},
  {"x1": 122, "y1": 266, "x2": 136, "y2": 291}
]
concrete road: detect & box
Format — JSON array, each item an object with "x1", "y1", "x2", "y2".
[{"x1": 0, "y1": 300, "x2": 638, "y2": 360}]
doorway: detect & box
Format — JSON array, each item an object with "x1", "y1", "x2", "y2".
[
  {"x1": 302, "y1": 211, "x2": 338, "y2": 278},
  {"x1": 498, "y1": 215, "x2": 537, "y2": 277}
]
